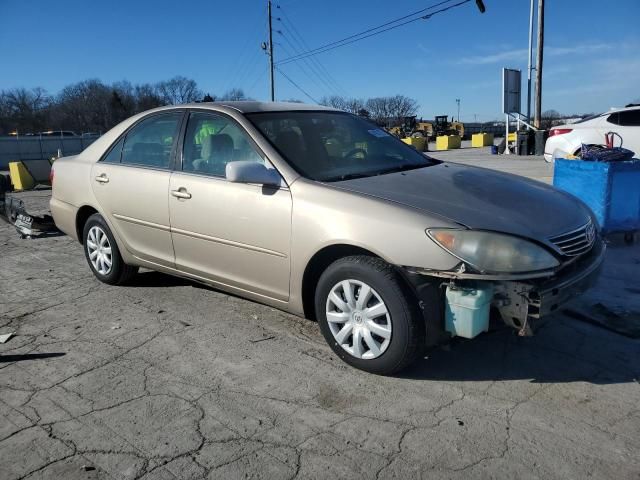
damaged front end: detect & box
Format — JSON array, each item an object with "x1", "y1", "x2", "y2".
[
  {"x1": 492, "y1": 241, "x2": 605, "y2": 335},
  {"x1": 407, "y1": 238, "x2": 605, "y2": 338}
]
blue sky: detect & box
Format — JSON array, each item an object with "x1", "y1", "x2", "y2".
[{"x1": 2, "y1": 0, "x2": 638, "y2": 120}]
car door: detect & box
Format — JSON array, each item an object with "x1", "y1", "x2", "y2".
[
  {"x1": 168, "y1": 110, "x2": 292, "y2": 301},
  {"x1": 91, "y1": 111, "x2": 183, "y2": 268}
]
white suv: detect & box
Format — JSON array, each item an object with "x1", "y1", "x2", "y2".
[{"x1": 544, "y1": 105, "x2": 640, "y2": 162}]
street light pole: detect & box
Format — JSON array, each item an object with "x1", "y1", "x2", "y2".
[
  {"x1": 534, "y1": 0, "x2": 544, "y2": 129},
  {"x1": 526, "y1": 0, "x2": 534, "y2": 125},
  {"x1": 268, "y1": 0, "x2": 275, "y2": 102}
]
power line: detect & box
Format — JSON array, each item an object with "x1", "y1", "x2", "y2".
[
  {"x1": 277, "y1": 0, "x2": 470, "y2": 65},
  {"x1": 279, "y1": 0, "x2": 454, "y2": 63},
  {"x1": 278, "y1": 33, "x2": 335, "y2": 97},
  {"x1": 221, "y1": 4, "x2": 267, "y2": 94},
  {"x1": 277, "y1": 39, "x2": 331, "y2": 97},
  {"x1": 247, "y1": 63, "x2": 270, "y2": 97},
  {"x1": 277, "y1": 9, "x2": 349, "y2": 96},
  {"x1": 275, "y1": 66, "x2": 319, "y2": 103}
]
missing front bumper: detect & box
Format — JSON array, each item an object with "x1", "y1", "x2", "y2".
[{"x1": 493, "y1": 242, "x2": 605, "y2": 334}]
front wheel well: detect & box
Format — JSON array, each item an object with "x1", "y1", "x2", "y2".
[
  {"x1": 302, "y1": 245, "x2": 378, "y2": 320},
  {"x1": 300, "y1": 244, "x2": 422, "y2": 321},
  {"x1": 76, "y1": 205, "x2": 98, "y2": 243}
]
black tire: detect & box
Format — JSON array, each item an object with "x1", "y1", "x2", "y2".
[
  {"x1": 315, "y1": 255, "x2": 425, "y2": 375},
  {"x1": 82, "y1": 213, "x2": 138, "y2": 285}
]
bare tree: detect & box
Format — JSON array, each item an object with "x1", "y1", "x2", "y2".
[
  {"x1": 221, "y1": 88, "x2": 248, "y2": 101},
  {"x1": 387, "y1": 95, "x2": 418, "y2": 122},
  {"x1": 320, "y1": 95, "x2": 349, "y2": 110},
  {"x1": 0, "y1": 87, "x2": 51, "y2": 133},
  {"x1": 365, "y1": 97, "x2": 391, "y2": 125},
  {"x1": 319, "y1": 95, "x2": 365, "y2": 114},
  {"x1": 156, "y1": 76, "x2": 202, "y2": 104},
  {"x1": 50, "y1": 79, "x2": 112, "y2": 132},
  {"x1": 540, "y1": 109, "x2": 561, "y2": 130},
  {"x1": 134, "y1": 83, "x2": 166, "y2": 111}
]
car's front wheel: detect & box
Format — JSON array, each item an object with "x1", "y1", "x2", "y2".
[
  {"x1": 83, "y1": 213, "x2": 138, "y2": 285},
  {"x1": 315, "y1": 256, "x2": 425, "y2": 375}
]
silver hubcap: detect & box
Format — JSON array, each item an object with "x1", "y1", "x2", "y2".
[
  {"x1": 87, "y1": 226, "x2": 112, "y2": 276},
  {"x1": 326, "y1": 279, "x2": 392, "y2": 360}
]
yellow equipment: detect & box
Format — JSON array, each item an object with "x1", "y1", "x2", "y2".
[
  {"x1": 433, "y1": 115, "x2": 464, "y2": 139},
  {"x1": 472, "y1": 133, "x2": 494, "y2": 147},
  {"x1": 436, "y1": 135, "x2": 461, "y2": 151},
  {"x1": 7, "y1": 160, "x2": 53, "y2": 191},
  {"x1": 401, "y1": 136, "x2": 427, "y2": 151}
]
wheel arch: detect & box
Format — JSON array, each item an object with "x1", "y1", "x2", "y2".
[
  {"x1": 76, "y1": 205, "x2": 99, "y2": 244},
  {"x1": 301, "y1": 243, "x2": 424, "y2": 321}
]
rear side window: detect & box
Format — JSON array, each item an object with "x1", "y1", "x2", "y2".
[
  {"x1": 121, "y1": 113, "x2": 182, "y2": 168},
  {"x1": 607, "y1": 113, "x2": 620, "y2": 125},
  {"x1": 618, "y1": 109, "x2": 640, "y2": 126}
]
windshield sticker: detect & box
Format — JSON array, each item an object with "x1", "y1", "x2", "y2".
[{"x1": 368, "y1": 129, "x2": 389, "y2": 138}]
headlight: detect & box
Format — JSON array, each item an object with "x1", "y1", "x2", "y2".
[{"x1": 427, "y1": 229, "x2": 559, "y2": 273}]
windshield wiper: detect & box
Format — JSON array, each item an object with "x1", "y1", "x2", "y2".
[
  {"x1": 322, "y1": 172, "x2": 372, "y2": 182},
  {"x1": 373, "y1": 163, "x2": 429, "y2": 175},
  {"x1": 322, "y1": 162, "x2": 430, "y2": 182}
]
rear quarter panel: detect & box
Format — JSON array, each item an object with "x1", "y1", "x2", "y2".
[{"x1": 50, "y1": 156, "x2": 95, "y2": 240}]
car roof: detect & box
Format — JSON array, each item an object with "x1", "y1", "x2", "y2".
[
  {"x1": 181, "y1": 101, "x2": 339, "y2": 113},
  {"x1": 604, "y1": 105, "x2": 640, "y2": 114}
]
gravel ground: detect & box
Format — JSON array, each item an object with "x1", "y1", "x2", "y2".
[{"x1": 1, "y1": 151, "x2": 639, "y2": 480}]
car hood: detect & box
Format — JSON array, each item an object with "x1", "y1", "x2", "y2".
[{"x1": 331, "y1": 162, "x2": 591, "y2": 240}]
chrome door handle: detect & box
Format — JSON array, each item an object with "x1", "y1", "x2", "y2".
[
  {"x1": 95, "y1": 174, "x2": 109, "y2": 183},
  {"x1": 171, "y1": 189, "x2": 192, "y2": 199}
]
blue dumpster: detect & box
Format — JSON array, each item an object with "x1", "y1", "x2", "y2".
[{"x1": 553, "y1": 159, "x2": 640, "y2": 234}]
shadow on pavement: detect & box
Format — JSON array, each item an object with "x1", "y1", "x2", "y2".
[
  {"x1": 400, "y1": 322, "x2": 639, "y2": 385},
  {"x1": 0, "y1": 352, "x2": 66, "y2": 363},
  {"x1": 127, "y1": 271, "x2": 202, "y2": 288}
]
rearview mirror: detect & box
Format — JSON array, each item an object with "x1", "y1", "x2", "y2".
[{"x1": 225, "y1": 161, "x2": 282, "y2": 187}]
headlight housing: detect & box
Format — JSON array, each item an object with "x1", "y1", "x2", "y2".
[{"x1": 427, "y1": 229, "x2": 559, "y2": 273}]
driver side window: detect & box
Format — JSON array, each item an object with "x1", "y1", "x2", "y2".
[{"x1": 182, "y1": 112, "x2": 264, "y2": 177}]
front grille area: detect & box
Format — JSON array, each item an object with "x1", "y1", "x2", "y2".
[{"x1": 549, "y1": 220, "x2": 596, "y2": 257}]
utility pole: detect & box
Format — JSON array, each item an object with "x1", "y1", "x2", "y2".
[
  {"x1": 268, "y1": 0, "x2": 275, "y2": 102},
  {"x1": 526, "y1": 0, "x2": 534, "y2": 125},
  {"x1": 533, "y1": 0, "x2": 544, "y2": 129}
]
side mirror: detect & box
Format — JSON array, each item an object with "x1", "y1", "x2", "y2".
[{"x1": 225, "y1": 161, "x2": 282, "y2": 187}]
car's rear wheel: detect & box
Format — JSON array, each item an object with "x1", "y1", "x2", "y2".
[
  {"x1": 315, "y1": 255, "x2": 425, "y2": 375},
  {"x1": 83, "y1": 213, "x2": 138, "y2": 285}
]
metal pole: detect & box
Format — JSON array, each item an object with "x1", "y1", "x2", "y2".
[
  {"x1": 526, "y1": 0, "x2": 534, "y2": 126},
  {"x1": 533, "y1": 0, "x2": 544, "y2": 129},
  {"x1": 268, "y1": 0, "x2": 275, "y2": 102},
  {"x1": 505, "y1": 114, "x2": 510, "y2": 154}
]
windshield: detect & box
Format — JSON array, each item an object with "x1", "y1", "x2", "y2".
[{"x1": 246, "y1": 111, "x2": 436, "y2": 182}]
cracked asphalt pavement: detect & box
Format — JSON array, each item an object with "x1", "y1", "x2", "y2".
[{"x1": 1, "y1": 188, "x2": 640, "y2": 479}]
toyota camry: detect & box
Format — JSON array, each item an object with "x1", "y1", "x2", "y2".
[{"x1": 50, "y1": 102, "x2": 604, "y2": 374}]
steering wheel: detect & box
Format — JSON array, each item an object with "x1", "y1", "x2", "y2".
[{"x1": 343, "y1": 148, "x2": 368, "y2": 160}]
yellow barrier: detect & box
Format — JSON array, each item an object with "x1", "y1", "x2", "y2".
[
  {"x1": 472, "y1": 133, "x2": 494, "y2": 148},
  {"x1": 8, "y1": 161, "x2": 36, "y2": 190},
  {"x1": 402, "y1": 136, "x2": 427, "y2": 152},
  {"x1": 436, "y1": 135, "x2": 461, "y2": 151}
]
